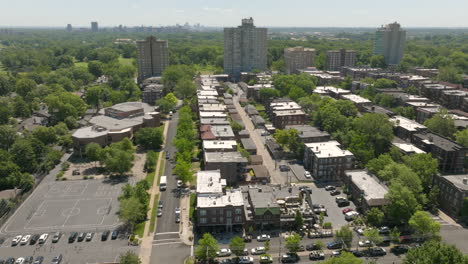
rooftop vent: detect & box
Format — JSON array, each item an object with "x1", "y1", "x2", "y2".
[{"x1": 463, "y1": 178, "x2": 468, "y2": 185}]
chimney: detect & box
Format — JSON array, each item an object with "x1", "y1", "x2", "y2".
[{"x1": 463, "y1": 178, "x2": 468, "y2": 185}]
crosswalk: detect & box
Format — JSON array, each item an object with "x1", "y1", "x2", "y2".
[
  {"x1": 431, "y1": 215, "x2": 452, "y2": 226},
  {"x1": 153, "y1": 232, "x2": 182, "y2": 246}
]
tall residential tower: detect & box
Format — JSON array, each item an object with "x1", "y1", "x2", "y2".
[
  {"x1": 374, "y1": 22, "x2": 406, "y2": 65},
  {"x1": 136, "y1": 36, "x2": 169, "y2": 83},
  {"x1": 91, "y1": 21, "x2": 98, "y2": 32},
  {"x1": 284, "y1": 47, "x2": 316, "y2": 74},
  {"x1": 224, "y1": 18, "x2": 268, "y2": 80},
  {"x1": 326, "y1": 49, "x2": 357, "y2": 71}
]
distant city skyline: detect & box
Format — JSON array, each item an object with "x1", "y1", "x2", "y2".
[{"x1": 1, "y1": 0, "x2": 468, "y2": 28}]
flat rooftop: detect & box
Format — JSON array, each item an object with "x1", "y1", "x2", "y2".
[
  {"x1": 305, "y1": 141, "x2": 354, "y2": 158},
  {"x1": 285, "y1": 125, "x2": 330, "y2": 139},
  {"x1": 199, "y1": 112, "x2": 227, "y2": 118},
  {"x1": 390, "y1": 116, "x2": 427, "y2": 131},
  {"x1": 406, "y1": 102, "x2": 441, "y2": 108},
  {"x1": 392, "y1": 142, "x2": 426, "y2": 154},
  {"x1": 345, "y1": 170, "x2": 388, "y2": 205},
  {"x1": 99, "y1": 102, "x2": 155, "y2": 115},
  {"x1": 203, "y1": 140, "x2": 237, "y2": 151},
  {"x1": 240, "y1": 138, "x2": 256, "y2": 150},
  {"x1": 199, "y1": 104, "x2": 226, "y2": 112},
  {"x1": 439, "y1": 174, "x2": 468, "y2": 191},
  {"x1": 314, "y1": 86, "x2": 350, "y2": 95},
  {"x1": 89, "y1": 115, "x2": 142, "y2": 131},
  {"x1": 273, "y1": 110, "x2": 305, "y2": 116},
  {"x1": 270, "y1": 101, "x2": 302, "y2": 111},
  {"x1": 210, "y1": 125, "x2": 235, "y2": 138},
  {"x1": 204, "y1": 151, "x2": 248, "y2": 163},
  {"x1": 198, "y1": 90, "x2": 218, "y2": 96},
  {"x1": 197, "y1": 189, "x2": 244, "y2": 208},
  {"x1": 200, "y1": 118, "x2": 230, "y2": 125},
  {"x1": 72, "y1": 126, "x2": 108, "y2": 139},
  {"x1": 414, "y1": 132, "x2": 464, "y2": 152},
  {"x1": 341, "y1": 94, "x2": 371, "y2": 104},
  {"x1": 196, "y1": 170, "x2": 226, "y2": 194}
]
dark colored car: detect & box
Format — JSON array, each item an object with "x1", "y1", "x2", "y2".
[
  {"x1": 165, "y1": 153, "x2": 170, "y2": 159},
  {"x1": 51, "y1": 254, "x2": 62, "y2": 264},
  {"x1": 351, "y1": 250, "x2": 365, "y2": 257},
  {"x1": 306, "y1": 243, "x2": 321, "y2": 251},
  {"x1": 175, "y1": 214, "x2": 181, "y2": 223},
  {"x1": 0, "y1": 259, "x2": 4, "y2": 264},
  {"x1": 369, "y1": 247, "x2": 387, "y2": 256},
  {"x1": 337, "y1": 200, "x2": 350, "y2": 207},
  {"x1": 281, "y1": 253, "x2": 299, "y2": 263},
  {"x1": 33, "y1": 256, "x2": 44, "y2": 264},
  {"x1": 327, "y1": 242, "x2": 343, "y2": 250},
  {"x1": 111, "y1": 230, "x2": 119, "y2": 240},
  {"x1": 5, "y1": 258, "x2": 14, "y2": 264},
  {"x1": 25, "y1": 256, "x2": 33, "y2": 263},
  {"x1": 279, "y1": 165, "x2": 290, "y2": 172},
  {"x1": 330, "y1": 190, "x2": 341, "y2": 196},
  {"x1": 77, "y1": 232, "x2": 85, "y2": 242},
  {"x1": 68, "y1": 232, "x2": 77, "y2": 243},
  {"x1": 101, "y1": 230, "x2": 110, "y2": 241},
  {"x1": 30, "y1": 234, "x2": 40, "y2": 245},
  {"x1": 378, "y1": 226, "x2": 390, "y2": 235},
  {"x1": 391, "y1": 245, "x2": 409, "y2": 255},
  {"x1": 243, "y1": 235, "x2": 252, "y2": 242},
  {"x1": 297, "y1": 245, "x2": 305, "y2": 252}
]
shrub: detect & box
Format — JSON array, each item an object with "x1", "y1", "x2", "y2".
[{"x1": 323, "y1": 222, "x2": 332, "y2": 229}]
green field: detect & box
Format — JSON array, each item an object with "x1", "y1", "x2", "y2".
[
  {"x1": 74, "y1": 61, "x2": 88, "y2": 68},
  {"x1": 118, "y1": 56, "x2": 134, "y2": 66}
]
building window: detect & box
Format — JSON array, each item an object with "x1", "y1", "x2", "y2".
[
  {"x1": 226, "y1": 211, "x2": 232, "y2": 217},
  {"x1": 235, "y1": 209, "x2": 242, "y2": 215},
  {"x1": 235, "y1": 216, "x2": 242, "y2": 222},
  {"x1": 219, "y1": 217, "x2": 224, "y2": 223},
  {"x1": 200, "y1": 210, "x2": 207, "y2": 216},
  {"x1": 211, "y1": 218, "x2": 217, "y2": 223},
  {"x1": 200, "y1": 218, "x2": 207, "y2": 224}
]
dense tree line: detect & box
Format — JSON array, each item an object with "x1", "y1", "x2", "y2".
[{"x1": 172, "y1": 106, "x2": 196, "y2": 184}]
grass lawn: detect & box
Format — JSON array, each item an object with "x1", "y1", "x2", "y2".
[
  {"x1": 145, "y1": 152, "x2": 159, "y2": 187},
  {"x1": 148, "y1": 194, "x2": 160, "y2": 234},
  {"x1": 157, "y1": 157, "x2": 166, "y2": 185},
  {"x1": 119, "y1": 56, "x2": 134, "y2": 66},
  {"x1": 189, "y1": 193, "x2": 196, "y2": 221},
  {"x1": 134, "y1": 222, "x2": 145, "y2": 238},
  {"x1": 74, "y1": 61, "x2": 88, "y2": 68},
  {"x1": 255, "y1": 104, "x2": 266, "y2": 112}
]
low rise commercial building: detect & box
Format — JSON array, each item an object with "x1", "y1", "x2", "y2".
[
  {"x1": 344, "y1": 170, "x2": 389, "y2": 212},
  {"x1": 204, "y1": 152, "x2": 248, "y2": 184},
  {"x1": 412, "y1": 132, "x2": 466, "y2": 174},
  {"x1": 196, "y1": 170, "x2": 244, "y2": 232},
  {"x1": 434, "y1": 174, "x2": 468, "y2": 219},
  {"x1": 304, "y1": 141, "x2": 355, "y2": 182}
]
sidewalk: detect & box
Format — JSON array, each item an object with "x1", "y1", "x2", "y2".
[
  {"x1": 179, "y1": 192, "x2": 194, "y2": 246},
  {"x1": 139, "y1": 120, "x2": 169, "y2": 264},
  {"x1": 233, "y1": 96, "x2": 285, "y2": 184}
]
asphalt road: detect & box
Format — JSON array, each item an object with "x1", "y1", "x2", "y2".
[{"x1": 151, "y1": 111, "x2": 191, "y2": 264}]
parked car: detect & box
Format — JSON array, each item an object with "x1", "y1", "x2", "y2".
[
  {"x1": 216, "y1": 248, "x2": 232, "y2": 257},
  {"x1": 345, "y1": 211, "x2": 359, "y2": 221},
  {"x1": 368, "y1": 247, "x2": 386, "y2": 256},
  {"x1": 351, "y1": 250, "x2": 365, "y2": 257},
  {"x1": 309, "y1": 251, "x2": 325, "y2": 260},
  {"x1": 327, "y1": 242, "x2": 342, "y2": 250},
  {"x1": 5, "y1": 258, "x2": 15, "y2": 264},
  {"x1": 68, "y1": 232, "x2": 77, "y2": 243},
  {"x1": 304, "y1": 171, "x2": 312, "y2": 179},
  {"x1": 30, "y1": 234, "x2": 39, "y2": 245},
  {"x1": 157, "y1": 208, "x2": 163, "y2": 217},
  {"x1": 177, "y1": 180, "x2": 183, "y2": 188},
  {"x1": 158, "y1": 200, "x2": 163, "y2": 209},
  {"x1": 251, "y1": 246, "x2": 266, "y2": 255},
  {"x1": 354, "y1": 227, "x2": 365, "y2": 235},
  {"x1": 20, "y1": 235, "x2": 31, "y2": 245},
  {"x1": 358, "y1": 240, "x2": 372, "y2": 247},
  {"x1": 279, "y1": 165, "x2": 290, "y2": 172},
  {"x1": 77, "y1": 232, "x2": 85, "y2": 242},
  {"x1": 331, "y1": 250, "x2": 341, "y2": 257},
  {"x1": 313, "y1": 207, "x2": 327, "y2": 215},
  {"x1": 33, "y1": 256, "x2": 44, "y2": 264},
  {"x1": 281, "y1": 253, "x2": 299, "y2": 263},
  {"x1": 299, "y1": 186, "x2": 312, "y2": 194},
  {"x1": 165, "y1": 153, "x2": 170, "y2": 159},
  {"x1": 378, "y1": 226, "x2": 390, "y2": 235},
  {"x1": 259, "y1": 255, "x2": 273, "y2": 264},
  {"x1": 391, "y1": 245, "x2": 409, "y2": 255},
  {"x1": 37, "y1": 233, "x2": 48, "y2": 244},
  {"x1": 14, "y1": 258, "x2": 24, "y2": 264},
  {"x1": 175, "y1": 213, "x2": 181, "y2": 223},
  {"x1": 11, "y1": 235, "x2": 22, "y2": 246},
  {"x1": 330, "y1": 190, "x2": 341, "y2": 196},
  {"x1": 306, "y1": 243, "x2": 321, "y2": 251},
  {"x1": 342, "y1": 208, "x2": 353, "y2": 214},
  {"x1": 24, "y1": 257, "x2": 33, "y2": 264},
  {"x1": 257, "y1": 234, "x2": 270, "y2": 241},
  {"x1": 52, "y1": 232, "x2": 61, "y2": 243},
  {"x1": 85, "y1": 232, "x2": 94, "y2": 241},
  {"x1": 237, "y1": 256, "x2": 253, "y2": 264},
  {"x1": 111, "y1": 230, "x2": 119, "y2": 240},
  {"x1": 101, "y1": 231, "x2": 110, "y2": 241},
  {"x1": 51, "y1": 254, "x2": 62, "y2": 264},
  {"x1": 325, "y1": 185, "x2": 336, "y2": 191},
  {"x1": 175, "y1": 207, "x2": 181, "y2": 214}
]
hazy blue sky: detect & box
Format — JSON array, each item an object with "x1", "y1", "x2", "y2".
[{"x1": 1, "y1": 0, "x2": 467, "y2": 27}]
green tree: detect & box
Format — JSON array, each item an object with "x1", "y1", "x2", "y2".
[
  {"x1": 370, "y1": 55, "x2": 386, "y2": 68},
  {"x1": 365, "y1": 208, "x2": 385, "y2": 227},
  {"x1": 135, "y1": 127, "x2": 164, "y2": 150},
  {"x1": 174, "y1": 79, "x2": 196, "y2": 99},
  {"x1": 379, "y1": 164, "x2": 423, "y2": 197},
  {"x1": 13, "y1": 96, "x2": 31, "y2": 118},
  {"x1": 0, "y1": 125, "x2": 18, "y2": 150},
  {"x1": 195, "y1": 233, "x2": 220, "y2": 263},
  {"x1": 144, "y1": 151, "x2": 158, "y2": 172},
  {"x1": 294, "y1": 210, "x2": 304, "y2": 230},
  {"x1": 320, "y1": 252, "x2": 363, "y2": 264},
  {"x1": 0, "y1": 72, "x2": 15, "y2": 96},
  {"x1": 10, "y1": 139, "x2": 37, "y2": 173},
  {"x1": 101, "y1": 147, "x2": 134, "y2": 175},
  {"x1": 119, "y1": 251, "x2": 141, "y2": 264},
  {"x1": 373, "y1": 78, "x2": 397, "y2": 88},
  {"x1": 335, "y1": 225, "x2": 353, "y2": 249},
  {"x1": 119, "y1": 197, "x2": 146, "y2": 228},
  {"x1": 45, "y1": 92, "x2": 87, "y2": 123},
  {"x1": 409, "y1": 211, "x2": 441, "y2": 240},
  {"x1": 88, "y1": 61, "x2": 105, "y2": 78},
  {"x1": 366, "y1": 154, "x2": 395, "y2": 175},
  {"x1": 390, "y1": 227, "x2": 401, "y2": 243},
  {"x1": 437, "y1": 66, "x2": 463, "y2": 84},
  {"x1": 16, "y1": 78, "x2": 37, "y2": 97},
  {"x1": 403, "y1": 153, "x2": 438, "y2": 192},
  {"x1": 156, "y1": 93, "x2": 178, "y2": 113},
  {"x1": 173, "y1": 160, "x2": 193, "y2": 184},
  {"x1": 85, "y1": 143, "x2": 102, "y2": 166},
  {"x1": 403, "y1": 240, "x2": 468, "y2": 264},
  {"x1": 258, "y1": 88, "x2": 280, "y2": 102},
  {"x1": 285, "y1": 233, "x2": 302, "y2": 253},
  {"x1": 385, "y1": 181, "x2": 421, "y2": 225},
  {"x1": 86, "y1": 86, "x2": 103, "y2": 109},
  {"x1": 424, "y1": 109, "x2": 457, "y2": 138},
  {"x1": 162, "y1": 65, "x2": 196, "y2": 92},
  {"x1": 229, "y1": 236, "x2": 246, "y2": 256},
  {"x1": 32, "y1": 126, "x2": 57, "y2": 145},
  {"x1": 363, "y1": 228, "x2": 383, "y2": 247},
  {"x1": 455, "y1": 129, "x2": 468, "y2": 147},
  {"x1": 230, "y1": 121, "x2": 244, "y2": 135}
]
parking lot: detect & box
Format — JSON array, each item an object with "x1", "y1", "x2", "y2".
[{"x1": 0, "y1": 178, "x2": 135, "y2": 263}]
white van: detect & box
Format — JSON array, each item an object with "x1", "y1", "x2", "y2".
[{"x1": 159, "y1": 176, "x2": 167, "y2": 191}]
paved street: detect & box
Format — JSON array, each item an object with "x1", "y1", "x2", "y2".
[
  {"x1": 233, "y1": 93, "x2": 285, "y2": 184},
  {"x1": 150, "y1": 112, "x2": 191, "y2": 264}
]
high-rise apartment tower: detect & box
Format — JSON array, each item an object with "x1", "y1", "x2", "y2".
[
  {"x1": 284, "y1": 46, "x2": 316, "y2": 74},
  {"x1": 374, "y1": 22, "x2": 406, "y2": 65},
  {"x1": 136, "y1": 36, "x2": 169, "y2": 83}
]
